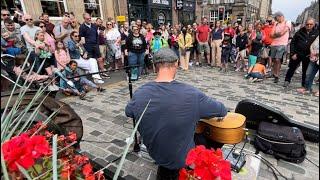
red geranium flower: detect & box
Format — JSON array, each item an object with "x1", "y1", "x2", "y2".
[
  {"x1": 67, "y1": 132, "x2": 77, "y2": 142},
  {"x1": 29, "y1": 135, "x2": 52, "y2": 158},
  {"x1": 82, "y1": 163, "x2": 93, "y2": 177}
]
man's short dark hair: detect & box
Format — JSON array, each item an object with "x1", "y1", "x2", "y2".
[
  {"x1": 42, "y1": 12, "x2": 48, "y2": 16},
  {"x1": 4, "y1": 19, "x2": 14, "y2": 24}
]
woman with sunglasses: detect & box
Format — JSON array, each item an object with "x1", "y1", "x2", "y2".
[
  {"x1": 35, "y1": 21, "x2": 55, "y2": 54},
  {"x1": 67, "y1": 31, "x2": 104, "y2": 84},
  {"x1": 125, "y1": 25, "x2": 147, "y2": 80},
  {"x1": 105, "y1": 21, "x2": 122, "y2": 71}
]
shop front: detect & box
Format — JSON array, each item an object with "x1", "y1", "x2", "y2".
[
  {"x1": 149, "y1": 0, "x2": 172, "y2": 28},
  {"x1": 177, "y1": 0, "x2": 196, "y2": 26}
]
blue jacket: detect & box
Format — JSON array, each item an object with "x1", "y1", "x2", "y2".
[
  {"x1": 67, "y1": 40, "x2": 87, "y2": 59},
  {"x1": 59, "y1": 66, "x2": 81, "y2": 89}
]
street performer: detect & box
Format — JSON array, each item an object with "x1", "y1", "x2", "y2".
[{"x1": 125, "y1": 48, "x2": 227, "y2": 180}]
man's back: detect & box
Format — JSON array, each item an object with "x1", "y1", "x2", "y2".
[{"x1": 125, "y1": 80, "x2": 227, "y2": 169}]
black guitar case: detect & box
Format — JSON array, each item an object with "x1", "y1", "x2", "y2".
[{"x1": 235, "y1": 99, "x2": 319, "y2": 142}]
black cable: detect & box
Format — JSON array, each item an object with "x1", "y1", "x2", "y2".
[
  {"x1": 244, "y1": 154, "x2": 279, "y2": 180},
  {"x1": 305, "y1": 156, "x2": 319, "y2": 168},
  {"x1": 225, "y1": 144, "x2": 237, "y2": 160}
]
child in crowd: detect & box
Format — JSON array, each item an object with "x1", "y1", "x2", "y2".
[
  {"x1": 248, "y1": 34, "x2": 263, "y2": 71},
  {"x1": 1, "y1": 31, "x2": 21, "y2": 56},
  {"x1": 220, "y1": 36, "x2": 232, "y2": 72},
  {"x1": 246, "y1": 59, "x2": 267, "y2": 82},
  {"x1": 54, "y1": 40, "x2": 70, "y2": 70},
  {"x1": 60, "y1": 61, "x2": 105, "y2": 99},
  {"x1": 34, "y1": 30, "x2": 55, "y2": 76}
]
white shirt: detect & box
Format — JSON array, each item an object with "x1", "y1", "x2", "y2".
[
  {"x1": 20, "y1": 25, "x2": 41, "y2": 51},
  {"x1": 105, "y1": 28, "x2": 121, "y2": 41}
]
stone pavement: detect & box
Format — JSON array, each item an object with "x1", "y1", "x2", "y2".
[{"x1": 60, "y1": 65, "x2": 319, "y2": 180}]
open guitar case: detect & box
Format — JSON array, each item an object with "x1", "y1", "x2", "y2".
[{"x1": 235, "y1": 99, "x2": 319, "y2": 143}]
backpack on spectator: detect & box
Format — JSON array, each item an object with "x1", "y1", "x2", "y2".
[{"x1": 254, "y1": 121, "x2": 306, "y2": 163}]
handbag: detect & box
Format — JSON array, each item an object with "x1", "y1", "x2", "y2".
[
  {"x1": 254, "y1": 121, "x2": 306, "y2": 163},
  {"x1": 260, "y1": 47, "x2": 269, "y2": 59}
]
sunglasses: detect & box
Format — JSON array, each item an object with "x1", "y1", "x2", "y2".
[
  {"x1": 39, "y1": 25, "x2": 45, "y2": 28},
  {"x1": 73, "y1": 35, "x2": 79, "y2": 37},
  {"x1": 25, "y1": 18, "x2": 33, "y2": 21},
  {"x1": 107, "y1": 24, "x2": 112, "y2": 25},
  {"x1": 133, "y1": 29, "x2": 139, "y2": 31},
  {"x1": 306, "y1": 24, "x2": 314, "y2": 26},
  {"x1": 2, "y1": 14, "x2": 10, "y2": 16}
]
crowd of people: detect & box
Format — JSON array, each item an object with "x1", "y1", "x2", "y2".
[{"x1": 1, "y1": 8, "x2": 319, "y2": 98}]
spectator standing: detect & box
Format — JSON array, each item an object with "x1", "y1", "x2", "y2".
[
  {"x1": 220, "y1": 35, "x2": 232, "y2": 72},
  {"x1": 42, "y1": 13, "x2": 55, "y2": 37},
  {"x1": 297, "y1": 35, "x2": 319, "y2": 96},
  {"x1": 170, "y1": 28, "x2": 180, "y2": 58},
  {"x1": 160, "y1": 24, "x2": 169, "y2": 41},
  {"x1": 248, "y1": 34, "x2": 263, "y2": 68},
  {"x1": 53, "y1": 17, "x2": 72, "y2": 45},
  {"x1": 284, "y1": 18, "x2": 318, "y2": 88},
  {"x1": 79, "y1": 13, "x2": 106, "y2": 75},
  {"x1": 262, "y1": 16, "x2": 275, "y2": 71},
  {"x1": 178, "y1": 27, "x2": 193, "y2": 70},
  {"x1": 150, "y1": 30, "x2": 168, "y2": 53},
  {"x1": 105, "y1": 20, "x2": 122, "y2": 71},
  {"x1": 223, "y1": 23, "x2": 235, "y2": 39},
  {"x1": 70, "y1": 15, "x2": 80, "y2": 32},
  {"x1": 95, "y1": 18, "x2": 108, "y2": 74},
  {"x1": 269, "y1": 11, "x2": 291, "y2": 83},
  {"x1": 121, "y1": 22, "x2": 130, "y2": 66},
  {"x1": 196, "y1": 17, "x2": 211, "y2": 66},
  {"x1": 210, "y1": 21, "x2": 224, "y2": 68},
  {"x1": 125, "y1": 25, "x2": 147, "y2": 79},
  {"x1": 190, "y1": 23, "x2": 199, "y2": 65},
  {"x1": 13, "y1": 9, "x2": 25, "y2": 27},
  {"x1": 235, "y1": 26, "x2": 248, "y2": 71},
  {"x1": 67, "y1": 31, "x2": 104, "y2": 84},
  {"x1": 145, "y1": 23, "x2": 155, "y2": 45}
]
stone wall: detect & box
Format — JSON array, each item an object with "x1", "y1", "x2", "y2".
[{"x1": 296, "y1": 0, "x2": 319, "y2": 24}]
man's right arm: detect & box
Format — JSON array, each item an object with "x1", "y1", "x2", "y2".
[
  {"x1": 198, "y1": 90, "x2": 227, "y2": 119},
  {"x1": 125, "y1": 99, "x2": 135, "y2": 118}
]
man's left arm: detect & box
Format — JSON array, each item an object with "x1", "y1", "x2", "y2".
[{"x1": 198, "y1": 91, "x2": 227, "y2": 119}]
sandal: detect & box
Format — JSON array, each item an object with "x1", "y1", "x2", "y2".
[
  {"x1": 297, "y1": 88, "x2": 309, "y2": 95},
  {"x1": 314, "y1": 91, "x2": 319, "y2": 97}
]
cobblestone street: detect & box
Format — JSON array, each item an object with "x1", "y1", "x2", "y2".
[{"x1": 61, "y1": 66, "x2": 319, "y2": 180}]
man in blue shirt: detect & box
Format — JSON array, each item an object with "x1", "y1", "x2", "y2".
[
  {"x1": 125, "y1": 48, "x2": 227, "y2": 180},
  {"x1": 79, "y1": 13, "x2": 108, "y2": 78}
]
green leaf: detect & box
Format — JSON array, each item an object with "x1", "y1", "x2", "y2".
[
  {"x1": 52, "y1": 134, "x2": 58, "y2": 180},
  {"x1": 113, "y1": 99, "x2": 151, "y2": 180},
  {"x1": 1, "y1": 150, "x2": 9, "y2": 180},
  {"x1": 17, "y1": 163, "x2": 32, "y2": 180}
]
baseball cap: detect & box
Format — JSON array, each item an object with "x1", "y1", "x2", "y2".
[{"x1": 153, "y1": 48, "x2": 178, "y2": 64}]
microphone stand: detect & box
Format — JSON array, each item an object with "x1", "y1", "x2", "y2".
[{"x1": 125, "y1": 67, "x2": 141, "y2": 152}]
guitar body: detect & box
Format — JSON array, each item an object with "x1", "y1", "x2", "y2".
[{"x1": 196, "y1": 113, "x2": 246, "y2": 144}]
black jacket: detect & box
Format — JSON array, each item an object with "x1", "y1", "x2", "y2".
[
  {"x1": 290, "y1": 27, "x2": 318, "y2": 57},
  {"x1": 125, "y1": 33, "x2": 147, "y2": 53},
  {"x1": 236, "y1": 33, "x2": 248, "y2": 51}
]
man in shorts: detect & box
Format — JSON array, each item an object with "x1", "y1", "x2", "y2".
[
  {"x1": 196, "y1": 17, "x2": 211, "y2": 66},
  {"x1": 269, "y1": 11, "x2": 291, "y2": 83}
]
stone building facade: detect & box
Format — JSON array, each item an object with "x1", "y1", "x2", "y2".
[{"x1": 296, "y1": 0, "x2": 319, "y2": 25}]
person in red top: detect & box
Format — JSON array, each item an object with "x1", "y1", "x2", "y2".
[
  {"x1": 196, "y1": 17, "x2": 211, "y2": 66},
  {"x1": 262, "y1": 16, "x2": 275, "y2": 71},
  {"x1": 223, "y1": 23, "x2": 235, "y2": 38}
]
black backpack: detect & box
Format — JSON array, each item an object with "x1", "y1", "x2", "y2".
[{"x1": 254, "y1": 121, "x2": 306, "y2": 163}]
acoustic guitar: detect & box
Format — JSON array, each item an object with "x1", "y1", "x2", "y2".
[{"x1": 195, "y1": 113, "x2": 246, "y2": 144}]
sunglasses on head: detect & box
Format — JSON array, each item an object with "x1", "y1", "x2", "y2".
[{"x1": 25, "y1": 18, "x2": 33, "y2": 21}]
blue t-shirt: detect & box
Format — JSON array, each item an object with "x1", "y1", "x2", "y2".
[
  {"x1": 125, "y1": 80, "x2": 227, "y2": 169},
  {"x1": 79, "y1": 23, "x2": 98, "y2": 45}
]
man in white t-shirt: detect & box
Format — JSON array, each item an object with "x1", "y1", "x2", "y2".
[
  {"x1": 53, "y1": 17, "x2": 72, "y2": 45},
  {"x1": 20, "y1": 14, "x2": 41, "y2": 52}
]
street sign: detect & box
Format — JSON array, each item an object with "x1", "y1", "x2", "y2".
[
  {"x1": 116, "y1": 16, "x2": 126, "y2": 22},
  {"x1": 177, "y1": 0, "x2": 183, "y2": 10}
]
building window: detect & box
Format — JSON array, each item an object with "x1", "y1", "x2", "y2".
[
  {"x1": 209, "y1": 0, "x2": 220, "y2": 4},
  {"x1": 84, "y1": 0, "x2": 102, "y2": 18},
  {"x1": 210, "y1": 10, "x2": 218, "y2": 22},
  {"x1": 2, "y1": 0, "x2": 25, "y2": 15},
  {"x1": 223, "y1": 0, "x2": 234, "y2": 3},
  {"x1": 40, "y1": 0, "x2": 67, "y2": 17},
  {"x1": 225, "y1": 10, "x2": 232, "y2": 21}
]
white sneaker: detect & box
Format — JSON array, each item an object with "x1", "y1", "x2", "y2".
[
  {"x1": 195, "y1": 62, "x2": 199, "y2": 66},
  {"x1": 235, "y1": 68, "x2": 240, "y2": 72},
  {"x1": 94, "y1": 79, "x2": 104, "y2": 84}
]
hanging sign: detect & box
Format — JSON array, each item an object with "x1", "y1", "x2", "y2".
[{"x1": 177, "y1": 0, "x2": 183, "y2": 10}]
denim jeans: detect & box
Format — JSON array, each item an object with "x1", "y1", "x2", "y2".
[
  {"x1": 305, "y1": 61, "x2": 319, "y2": 91},
  {"x1": 128, "y1": 51, "x2": 145, "y2": 78},
  {"x1": 248, "y1": 72, "x2": 263, "y2": 79}
]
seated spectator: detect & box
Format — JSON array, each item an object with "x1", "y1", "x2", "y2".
[
  {"x1": 55, "y1": 40, "x2": 70, "y2": 70},
  {"x1": 60, "y1": 61, "x2": 105, "y2": 99},
  {"x1": 246, "y1": 59, "x2": 267, "y2": 82},
  {"x1": 13, "y1": 54, "x2": 49, "y2": 83},
  {"x1": 34, "y1": 30, "x2": 55, "y2": 76},
  {"x1": 1, "y1": 31, "x2": 21, "y2": 56},
  {"x1": 3, "y1": 19, "x2": 25, "y2": 52},
  {"x1": 67, "y1": 31, "x2": 104, "y2": 84},
  {"x1": 35, "y1": 21, "x2": 55, "y2": 53},
  {"x1": 13, "y1": 9, "x2": 26, "y2": 27}
]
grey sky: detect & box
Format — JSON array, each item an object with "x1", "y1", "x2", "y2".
[{"x1": 272, "y1": 0, "x2": 316, "y2": 21}]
